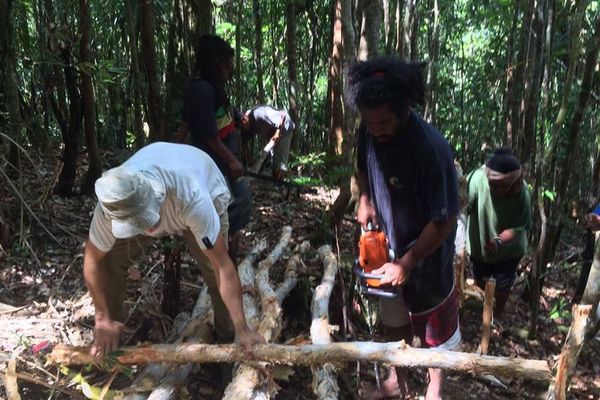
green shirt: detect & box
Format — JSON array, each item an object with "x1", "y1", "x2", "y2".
[{"x1": 466, "y1": 165, "x2": 532, "y2": 263}]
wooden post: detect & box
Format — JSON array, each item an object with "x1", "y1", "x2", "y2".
[
  {"x1": 480, "y1": 278, "x2": 496, "y2": 355},
  {"x1": 546, "y1": 304, "x2": 593, "y2": 400}
]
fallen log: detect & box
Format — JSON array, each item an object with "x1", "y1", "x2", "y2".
[
  {"x1": 310, "y1": 245, "x2": 340, "y2": 400},
  {"x1": 223, "y1": 226, "x2": 294, "y2": 400},
  {"x1": 48, "y1": 341, "x2": 552, "y2": 381}
]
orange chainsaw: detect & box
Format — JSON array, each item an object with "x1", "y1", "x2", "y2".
[{"x1": 353, "y1": 223, "x2": 398, "y2": 298}]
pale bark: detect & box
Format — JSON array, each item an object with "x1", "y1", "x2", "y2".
[
  {"x1": 49, "y1": 341, "x2": 552, "y2": 381},
  {"x1": 480, "y1": 279, "x2": 496, "y2": 356},
  {"x1": 311, "y1": 245, "x2": 340, "y2": 399},
  {"x1": 358, "y1": 0, "x2": 382, "y2": 61},
  {"x1": 546, "y1": 305, "x2": 592, "y2": 400},
  {"x1": 223, "y1": 227, "x2": 294, "y2": 400},
  {"x1": 240, "y1": 240, "x2": 269, "y2": 330},
  {"x1": 127, "y1": 242, "x2": 272, "y2": 400},
  {"x1": 124, "y1": 286, "x2": 214, "y2": 400}
]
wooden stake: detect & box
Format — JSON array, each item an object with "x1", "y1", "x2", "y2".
[
  {"x1": 480, "y1": 278, "x2": 496, "y2": 355},
  {"x1": 546, "y1": 304, "x2": 592, "y2": 400}
]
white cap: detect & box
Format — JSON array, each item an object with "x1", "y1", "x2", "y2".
[{"x1": 95, "y1": 167, "x2": 162, "y2": 239}]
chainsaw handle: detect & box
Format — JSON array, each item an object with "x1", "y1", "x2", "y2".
[
  {"x1": 353, "y1": 262, "x2": 385, "y2": 280},
  {"x1": 360, "y1": 285, "x2": 398, "y2": 298}
]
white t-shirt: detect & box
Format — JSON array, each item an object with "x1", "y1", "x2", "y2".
[{"x1": 89, "y1": 142, "x2": 232, "y2": 252}]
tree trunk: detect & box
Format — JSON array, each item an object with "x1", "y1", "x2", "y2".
[
  {"x1": 583, "y1": 232, "x2": 600, "y2": 340},
  {"x1": 124, "y1": 0, "x2": 145, "y2": 149},
  {"x1": 139, "y1": 0, "x2": 164, "y2": 142},
  {"x1": 163, "y1": 0, "x2": 186, "y2": 140},
  {"x1": 528, "y1": 0, "x2": 590, "y2": 338},
  {"x1": 49, "y1": 341, "x2": 552, "y2": 381},
  {"x1": 189, "y1": 0, "x2": 212, "y2": 40},
  {"x1": 423, "y1": 0, "x2": 439, "y2": 125},
  {"x1": 0, "y1": 0, "x2": 23, "y2": 178},
  {"x1": 327, "y1": 0, "x2": 358, "y2": 227},
  {"x1": 383, "y1": 0, "x2": 395, "y2": 54},
  {"x1": 503, "y1": 0, "x2": 520, "y2": 146},
  {"x1": 252, "y1": 0, "x2": 265, "y2": 104},
  {"x1": 509, "y1": 0, "x2": 534, "y2": 151},
  {"x1": 328, "y1": 0, "x2": 344, "y2": 156},
  {"x1": 234, "y1": 0, "x2": 242, "y2": 106},
  {"x1": 518, "y1": 0, "x2": 544, "y2": 166},
  {"x1": 530, "y1": 0, "x2": 554, "y2": 245},
  {"x1": 79, "y1": 0, "x2": 102, "y2": 196},
  {"x1": 395, "y1": 0, "x2": 405, "y2": 57},
  {"x1": 286, "y1": 0, "x2": 299, "y2": 152},
  {"x1": 53, "y1": 35, "x2": 83, "y2": 197},
  {"x1": 358, "y1": 0, "x2": 382, "y2": 60}
]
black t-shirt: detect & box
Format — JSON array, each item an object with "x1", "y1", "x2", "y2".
[
  {"x1": 182, "y1": 78, "x2": 239, "y2": 177},
  {"x1": 356, "y1": 112, "x2": 459, "y2": 312}
]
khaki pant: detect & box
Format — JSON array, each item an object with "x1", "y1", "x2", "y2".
[{"x1": 101, "y1": 207, "x2": 234, "y2": 342}]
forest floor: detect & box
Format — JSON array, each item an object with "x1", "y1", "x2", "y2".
[{"x1": 0, "y1": 152, "x2": 599, "y2": 400}]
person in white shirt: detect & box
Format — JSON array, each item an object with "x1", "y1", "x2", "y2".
[{"x1": 84, "y1": 142, "x2": 264, "y2": 355}]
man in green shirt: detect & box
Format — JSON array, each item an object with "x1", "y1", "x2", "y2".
[{"x1": 466, "y1": 147, "x2": 532, "y2": 316}]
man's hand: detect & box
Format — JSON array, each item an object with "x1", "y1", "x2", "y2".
[
  {"x1": 372, "y1": 260, "x2": 411, "y2": 286},
  {"x1": 485, "y1": 237, "x2": 502, "y2": 253},
  {"x1": 357, "y1": 195, "x2": 377, "y2": 229},
  {"x1": 91, "y1": 317, "x2": 124, "y2": 356},
  {"x1": 236, "y1": 325, "x2": 266, "y2": 356},
  {"x1": 228, "y1": 158, "x2": 244, "y2": 179},
  {"x1": 584, "y1": 213, "x2": 600, "y2": 231}
]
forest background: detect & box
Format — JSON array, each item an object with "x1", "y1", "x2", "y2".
[{"x1": 1, "y1": 0, "x2": 600, "y2": 398}]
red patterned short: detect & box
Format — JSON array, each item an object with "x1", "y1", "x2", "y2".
[{"x1": 410, "y1": 291, "x2": 459, "y2": 348}]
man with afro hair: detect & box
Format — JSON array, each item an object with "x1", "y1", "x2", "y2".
[{"x1": 349, "y1": 57, "x2": 460, "y2": 400}]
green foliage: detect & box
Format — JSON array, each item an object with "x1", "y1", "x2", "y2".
[
  {"x1": 543, "y1": 190, "x2": 557, "y2": 202},
  {"x1": 548, "y1": 297, "x2": 571, "y2": 321}
]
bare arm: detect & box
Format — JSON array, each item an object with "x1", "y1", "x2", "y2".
[
  {"x1": 375, "y1": 216, "x2": 457, "y2": 286},
  {"x1": 83, "y1": 240, "x2": 124, "y2": 355},
  {"x1": 203, "y1": 136, "x2": 244, "y2": 179},
  {"x1": 202, "y1": 234, "x2": 264, "y2": 351},
  {"x1": 356, "y1": 170, "x2": 377, "y2": 228},
  {"x1": 174, "y1": 121, "x2": 189, "y2": 143}
]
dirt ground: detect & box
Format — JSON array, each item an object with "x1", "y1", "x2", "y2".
[{"x1": 1, "y1": 155, "x2": 599, "y2": 399}]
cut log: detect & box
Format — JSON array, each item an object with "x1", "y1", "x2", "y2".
[
  {"x1": 546, "y1": 304, "x2": 592, "y2": 400},
  {"x1": 239, "y1": 239, "x2": 269, "y2": 330},
  {"x1": 310, "y1": 245, "x2": 340, "y2": 399},
  {"x1": 223, "y1": 227, "x2": 294, "y2": 400},
  {"x1": 48, "y1": 341, "x2": 552, "y2": 381},
  {"x1": 479, "y1": 278, "x2": 496, "y2": 355}
]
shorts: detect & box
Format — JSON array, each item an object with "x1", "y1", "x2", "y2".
[
  {"x1": 410, "y1": 290, "x2": 460, "y2": 349},
  {"x1": 471, "y1": 257, "x2": 521, "y2": 292},
  {"x1": 380, "y1": 288, "x2": 460, "y2": 349}
]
